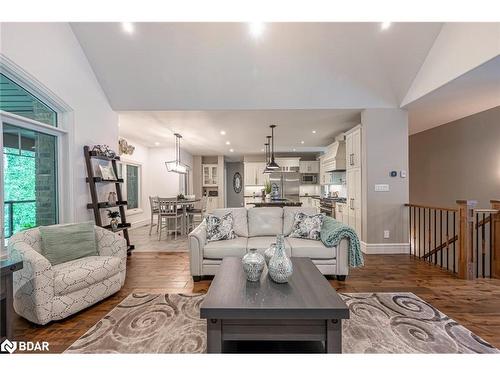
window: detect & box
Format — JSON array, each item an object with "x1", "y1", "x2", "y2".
[
  {"x1": 3, "y1": 123, "x2": 58, "y2": 238},
  {"x1": 0, "y1": 73, "x2": 58, "y2": 127},
  {"x1": 126, "y1": 164, "x2": 139, "y2": 210},
  {"x1": 118, "y1": 162, "x2": 141, "y2": 213}
]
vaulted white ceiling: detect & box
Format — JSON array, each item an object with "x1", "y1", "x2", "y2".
[
  {"x1": 118, "y1": 109, "x2": 361, "y2": 155},
  {"x1": 71, "y1": 22, "x2": 442, "y2": 110}
]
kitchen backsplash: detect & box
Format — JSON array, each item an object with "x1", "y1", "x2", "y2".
[{"x1": 299, "y1": 184, "x2": 321, "y2": 196}]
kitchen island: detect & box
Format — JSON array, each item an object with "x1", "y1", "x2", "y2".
[{"x1": 249, "y1": 198, "x2": 302, "y2": 207}]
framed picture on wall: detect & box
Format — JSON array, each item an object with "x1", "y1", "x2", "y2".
[{"x1": 98, "y1": 164, "x2": 117, "y2": 181}]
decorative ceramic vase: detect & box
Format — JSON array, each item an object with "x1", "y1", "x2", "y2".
[
  {"x1": 264, "y1": 243, "x2": 277, "y2": 266},
  {"x1": 110, "y1": 218, "x2": 119, "y2": 231},
  {"x1": 242, "y1": 248, "x2": 265, "y2": 282},
  {"x1": 268, "y1": 234, "x2": 293, "y2": 283}
]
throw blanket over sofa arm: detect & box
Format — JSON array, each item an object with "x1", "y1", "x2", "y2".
[
  {"x1": 95, "y1": 226, "x2": 128, "y2": 285},
  {"x1": 188, "y1": 221, "x2": 207, "y2": 277},
  {"x1": 8, "y1": 231, "x2": 55, "y2": 325}
]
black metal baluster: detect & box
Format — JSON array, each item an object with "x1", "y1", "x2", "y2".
[
  {"x1": 446, "y1": 211, "x2": 449, "y2": 271},
  {"x1": 428, "y1": 208, "x2": 431, "y2": 263},
  {"x1": 482, "y1": 213, "x2": 486, "y2": 278},
  {"x1": 476, "y1": 212, "x2": 479, "y2": 278},
  {"x1": 489, "y1": 212, "x2": 493, "y2": 278},
  {"x1": 434, "y1": 209, "x2": 437, "y2": 265},
  {"x1": 413, "y1": 206, "x2": 416, "y2": 257},
  {"x1": 440, "y1": 210, "x2": 443, "y2": 267},
  {"x1": 423, "y1": 208, "x2": 426, "y2": 260},
  {"x1": 409, "y1": 206, "x2": 412, "y2": 255},
  {"x1": 453, "y1": 212, "x2": 456, "y2": 273}
]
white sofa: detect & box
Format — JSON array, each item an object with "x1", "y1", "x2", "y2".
[
  {"x1": 8, "y1": 225, "x2": 127, "y2": 325},
  {"x1": 188, "y1": 207, "x2": 349, "y2": 281}
]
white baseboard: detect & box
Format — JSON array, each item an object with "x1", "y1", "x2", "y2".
[
  {"x1": 130, "y1": 219, "x2": 150, "y2": 229},
  {"x1": 361, "y1": 241, "x2": 410, "y2": 254}
]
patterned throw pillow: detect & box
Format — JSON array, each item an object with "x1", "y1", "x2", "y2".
[
  {"x1": 289, "y1": 212, "x2": 325, "y2": 240},
  {"x1": 205, "y1": 213, "x2": 237, "y2": 242}
]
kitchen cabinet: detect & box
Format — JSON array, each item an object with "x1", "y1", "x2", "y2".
[
  {"x1": 346, "y1": 127, "x2": 361, "y2": 170},
  {"x1": 346, "y1": 168, "x2": 361, "y2": 234},
  {"x1": 244, "y1": 162, "x2": 268, "y2": 186},
  {"x1": 276, "y1": 158, "x2": 300, "y2": 173},
  {"x1": 299, "y1": 161, "x2": 320, "y2": 174},
  {"x1": 206, "y1": 196, "x2": 219, "y2": 214},
  {"x1": 202, "y1": 164, "x2": 218, "y2": 186}
]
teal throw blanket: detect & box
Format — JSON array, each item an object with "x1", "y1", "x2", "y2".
[{"x1": 320, "y1": 216, "x2": 364, "y2": 268}]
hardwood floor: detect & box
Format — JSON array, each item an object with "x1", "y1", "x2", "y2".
[{"x1": 12, "y1": 252, "x2": 500, "y2": 353}]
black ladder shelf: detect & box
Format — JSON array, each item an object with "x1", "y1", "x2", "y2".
[{"x1": 84, "y1": 145, "x2": 135, "y2": 255}]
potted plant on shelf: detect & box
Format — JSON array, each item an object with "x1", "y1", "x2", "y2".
[
  {"x1": 106, "y1": 210, "x2": 120, "y2": 231},
  {"x1": 264, "y1": 180, "x2": 272, "y2": 199}
]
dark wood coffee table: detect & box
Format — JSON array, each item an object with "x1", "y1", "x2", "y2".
[{"x1": 200, "y1": 257, "x2": 349, "y2": 353}]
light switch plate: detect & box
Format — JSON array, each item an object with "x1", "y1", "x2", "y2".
[
  {"x1": 400, "y1": 170, "x2": 407, "y2": 178},
  {"x1": 384, "y1": 230, "x2": 390, "y2": 239},
  {"x1": 374, "y1": 184, "x2": 390, "y2": 192}
]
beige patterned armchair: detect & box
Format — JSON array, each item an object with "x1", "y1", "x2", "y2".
[{"x1": 8, "y1": 225, "x2": 127, "y2": 325}]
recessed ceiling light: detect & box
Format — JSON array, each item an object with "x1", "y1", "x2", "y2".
[
  {"x1": 229, "y1": 148, "x2": 234, "y2": 153},
  {"x1": 248, "y1": 22, "x2": 265, "y2": 38},
  {"x1": 312, "y1": 130, "x2": 316, "y2": 134},
  {"x1": 225, "y1": 141, "x2": 231, "y2": 145},
  {"x1": 261, "y1": 148, "x2": 265, "y2": 152},
  {"x1": 381, "y1": 22, "x2": 391, "y2": 30},
  {"x1": 301, "y1": 140, "x2": 305, "y2": 144},
  {"x1": 154, "y1": 142, "x2": 160, "y2": 146},
  {"x1": 292, "y1": 148, "x2": 296, "y2": 152},
  {"x1": 122, "y1": 22, "x2": 135, "y2": 34},
  {"x1": 220, "y1": 130, "x2": 226, "y2": 135}
]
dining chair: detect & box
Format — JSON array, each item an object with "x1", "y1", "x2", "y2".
[
  {"x1": 158, "y1": 198, "x2": 183, "y2": 240},
  {"x1": 148, "y1": 196, "x2": 160, "y2": 235},
  {"x1": 186, "y1": 195, "x2": 207, "y2": 232}
]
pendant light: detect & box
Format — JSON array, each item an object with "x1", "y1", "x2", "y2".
[
  {"x1": 266, "y1": 124, "x2": 280, "y2": 170},
  {"x1": 165, "y1": 133, "x2": 188, "y2": 174},
  {"x1": 263, "y1": 137, "x2": 272, "y2": 173}
]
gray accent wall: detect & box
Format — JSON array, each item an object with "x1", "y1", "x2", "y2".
[
  {"x1": 226, "y1": 162, "x2": 244, "y2": 208},
  {"x1": 410, "y1": 106, "x2": 500, "y2": 208},
  {"x1": 361, "y1": 109, "x2": 409, "y2": 244}
]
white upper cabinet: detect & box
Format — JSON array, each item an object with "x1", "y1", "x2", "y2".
[
  {"x1": 346, "y1": 127, "x2": 361, "y2": 170},
  {"x1": 276, "y1": 158, "x2": 300, "y2": 173},
  {"x1": 244, "y1": 162, "x2": 268, "y2": 186},
  {"x1": 202, "y1": 164, "x2": 218, "y2": 186},
  {"x1": 299, "y1": 161, "x2": 320, "y2": 174}
]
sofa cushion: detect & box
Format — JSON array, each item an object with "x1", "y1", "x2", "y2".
[
  {"x1": 212, "y1": 208, "x2": 248, "y2": 237},
  {"x1": 283, "y1": 207, "x2": 319, "y2": 236},
  {"x1": 287, "y1": 237, "x2": 336, "y2": 259},
  {"x1": 40, "y1": 221, "x2": 98, "y2": 266},
  {"x1": 53, "y1": 256, "x2": 121, "y2": 295},
  {"x1": 289, "y1": 213, "x2": 325, "y2": 240},
  {"x1": 206, "y1": 213, "x2": 237, "y2": 242},
  {"x1": 247, "y1": 236, "x2": 291, "y2": 257},
  {"x1": 248, "y1": 207, "x2": 283, "y2": 237},
  {"x1": 204, "y1": 237, "x2": 248, "y2": 259}
]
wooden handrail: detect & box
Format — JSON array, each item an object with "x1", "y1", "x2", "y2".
[{"x1": 405, "y1": 203, "x2": 458, "y2": 212}]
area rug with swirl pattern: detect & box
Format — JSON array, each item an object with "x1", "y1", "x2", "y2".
[{"x1": 64, "y1": 292, "x2": 498, "y2": 354}]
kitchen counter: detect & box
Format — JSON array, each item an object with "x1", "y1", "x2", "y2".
[{"x1": 247, "y1": 198, "x2": 302, "y2": 207}]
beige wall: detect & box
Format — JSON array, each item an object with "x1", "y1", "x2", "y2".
[
  {"x1": 361, "y1": 109, "x2": 409, "y2": 245},
  {"x1": 409, "y1": 106, "x2": 500, "y2": 209}
]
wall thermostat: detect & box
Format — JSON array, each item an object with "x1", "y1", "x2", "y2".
[{"x1": 390, "y1": 171, "x2": 397, "y2": 177}]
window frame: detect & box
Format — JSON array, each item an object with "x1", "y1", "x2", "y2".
[
  {"x1": 1, "y1": 56, "x2": 75, "y2": 246},
  {"x1": 118, "y1": 159, "x2": 143, "y2": 216}
]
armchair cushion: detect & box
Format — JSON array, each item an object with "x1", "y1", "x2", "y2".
[
  {"x1": 53, "y1": 256, "x2": 121, "y2": 295},
  {"x1": 40, "y1": 221, "x2": 98, "y2": 265}
]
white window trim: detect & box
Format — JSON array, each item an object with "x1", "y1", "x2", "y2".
[
  {"x1": 119, "y1": 159, "x2": 143, "y2": 216},
  {"x1": 1, "y1": 54, "x2": 75, "y2": 227}
]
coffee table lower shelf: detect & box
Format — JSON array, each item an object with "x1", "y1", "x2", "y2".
[{"x1": 207, "y1": 318, "x2": 342, "y2": 353}]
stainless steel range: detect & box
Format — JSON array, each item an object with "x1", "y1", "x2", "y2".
[{"x1": 320, "y1": 197, "x2": 347, "y2": 218}]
